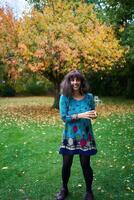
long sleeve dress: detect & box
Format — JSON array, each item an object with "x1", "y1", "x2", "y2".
[{"x1": 59, "y1": 93, "x2": 97, "y2": 155}]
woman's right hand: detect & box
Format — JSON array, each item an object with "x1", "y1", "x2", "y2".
[{"x1": 78, "y1": 110, "x2": 97, "y2": 119}]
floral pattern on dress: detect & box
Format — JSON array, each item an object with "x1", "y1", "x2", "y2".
[{"x1": 59, "y1": 93, "x2": 97, "y2": 155}]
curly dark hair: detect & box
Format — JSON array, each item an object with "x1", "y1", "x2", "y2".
[{"x1": 60, "y1": 70, "x2": 89, "y2": 97}]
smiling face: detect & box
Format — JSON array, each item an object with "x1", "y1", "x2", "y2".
[{"x1": 70, "y1": 77, "x2": 81, "y2": 92}]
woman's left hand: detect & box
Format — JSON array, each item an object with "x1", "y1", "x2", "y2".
[{"x1": 88, "y1": 110, "x2": 97, "y2": 119}]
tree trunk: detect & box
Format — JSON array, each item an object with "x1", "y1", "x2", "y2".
[
  {"x1": 42, "y1": 70, "x2": 63, "y2": 109},
  {"x1": 52, "y1": 82, "x2": 60, "y2": 109},
  {"x1": 126, "y1": 78, "x2": 134, "y2": 98},
  {"x1": 126, "y1": 64, "x2": 134, "y2": 98}
]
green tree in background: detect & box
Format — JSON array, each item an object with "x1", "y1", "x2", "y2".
[
  {"x1": 96, "y1": 0, "x2": 134, "y2": 98},
  {"x1": 26, "y1": 0, "x2": 48, "y2": 11},
  {"x1": 95, "y1": 0, "x2": 134, "y2": 25}
]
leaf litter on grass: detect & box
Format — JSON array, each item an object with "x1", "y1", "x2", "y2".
[
  {"x1": 0, "y1": 97, "x2": 134, "y2": 200},
  {"x1": 0, "y1": 98, "x2": 134, "y2": 126}
]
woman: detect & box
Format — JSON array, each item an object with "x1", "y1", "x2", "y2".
[{"x1": 56, "y1": 70, "x2": 97, "y2": 200}]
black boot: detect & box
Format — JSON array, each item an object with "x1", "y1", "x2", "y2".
[
  {"x1": 55, "y1": 188, "x2": 69, "y2": 200},
  {"x1": 84, "y1": 191, "x2": 94, "y2": 200}
]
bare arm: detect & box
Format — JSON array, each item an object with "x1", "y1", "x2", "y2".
[{"x1": 77, "y1": 110, "x2": 97, "y2": 120}]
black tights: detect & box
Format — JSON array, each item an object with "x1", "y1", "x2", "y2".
[{"x1": 62, "y1": 155, "x2": 93, "y2": 192}]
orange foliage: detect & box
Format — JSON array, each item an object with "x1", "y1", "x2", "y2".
[
  {"x1": 0, "y1": 1, "x2": 126, "y2": 84},
  {"x1": 0, "y1": 8, "x2": 19, "y2": 79},
  {"x1": 17, "y1": 0, "x2": 125, "y2": 79}
]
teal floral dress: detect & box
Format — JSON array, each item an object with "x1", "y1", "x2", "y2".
[{"x1": 59, "y1": 93, "x2": 97, "y2": 155}]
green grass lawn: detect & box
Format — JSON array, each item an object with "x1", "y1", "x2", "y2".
[{"x1": 0, "y1": 97, "x2": 134, "y2": 200}]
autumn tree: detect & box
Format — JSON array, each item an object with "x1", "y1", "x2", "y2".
[
  {"x1": 0, "y1": 8, "x2": 19, "y2": 85},
  {"x1": 18, "y1": 0, "x2": 125, "y2": 108}
]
